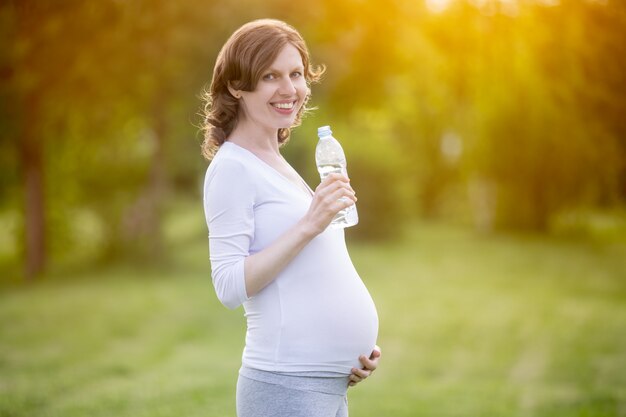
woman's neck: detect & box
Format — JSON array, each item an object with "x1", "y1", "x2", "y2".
[{"x1": 228, "y1": 121, "x2": 281, "y2": 157}]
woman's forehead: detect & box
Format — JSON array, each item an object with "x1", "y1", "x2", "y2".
[{"x1": 267, "y1": 44, "x2": 304, "y2": 69}]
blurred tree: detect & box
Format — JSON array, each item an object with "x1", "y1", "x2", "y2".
[
  {"x1": 3, "y1": 0, "x2": 91, "y2": 279},
  {"x1": 474, "y1": 0, "x2": 626, "y2": 229},
  {"x1": 1, "y1": 0, "x2": 291, "y2": 278},
  {"x1": 2, "y1": 0, "x2": 625, "y2": 280},
  {"x1": 420, "y1": 0, "x2": 626, "y2": 230}
]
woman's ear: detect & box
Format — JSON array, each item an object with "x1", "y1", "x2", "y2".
[{"x1": 227, "y1": 82, "x2": 241, "y2": 99}]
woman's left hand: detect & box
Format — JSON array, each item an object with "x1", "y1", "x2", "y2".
[{"x1": 348, "y1": 345, "x2": 381, "y2": 387}]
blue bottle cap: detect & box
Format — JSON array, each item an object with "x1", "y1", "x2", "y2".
[{"x1": 317, "y1": 125, "x2": 332, "y2": 137}]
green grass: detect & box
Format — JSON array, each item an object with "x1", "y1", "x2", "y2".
[{"x1": 1, "y1": 206, "x2": 625, "y2": 417}]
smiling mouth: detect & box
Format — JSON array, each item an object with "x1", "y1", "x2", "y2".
[{"x1": 271, "y1": 101, "x2": 297, "y2": 110}]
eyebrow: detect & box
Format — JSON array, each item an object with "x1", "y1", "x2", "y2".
[{"x1": 265, "y1": 66, "x2": 304, "y2": 73}]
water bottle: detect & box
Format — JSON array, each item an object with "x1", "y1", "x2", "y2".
[{"x1": 316, "y1": 125, "x2": 358, "y2": 229}]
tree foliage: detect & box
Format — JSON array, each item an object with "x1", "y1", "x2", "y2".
[{"x1": 1, "y1": 0, "x2": 625, "y2": 276}]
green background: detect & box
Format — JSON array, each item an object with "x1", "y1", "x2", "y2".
[{"x1": 1, "y1": 0, "x2": 625, "y2": 415}]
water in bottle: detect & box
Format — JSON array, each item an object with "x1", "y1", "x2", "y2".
[{"x1": 316, "y1": 125, "x2": 359, "y2": 229}]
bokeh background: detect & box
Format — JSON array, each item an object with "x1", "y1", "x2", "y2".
[{"x1": 1, "y1": 0, "x2": 625, "y2": 416}]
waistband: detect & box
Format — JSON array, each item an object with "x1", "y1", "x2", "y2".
[{"x1": 239, "y1": 366, "x2": 350, "y2": 396}]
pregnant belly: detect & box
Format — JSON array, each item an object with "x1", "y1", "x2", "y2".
[
  {"x1": 245, "y1": 228, "x2": 379, "y2": 373},
  {"x1": 277, "y1": 274, "x2": 379, "y2": 373}
]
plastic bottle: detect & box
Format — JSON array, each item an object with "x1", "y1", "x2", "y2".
[{"x1": 315, "y1": 125, "x2": 359, "y2": 229}]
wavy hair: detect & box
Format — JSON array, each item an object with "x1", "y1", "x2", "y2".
[{"x1": 200, "y1": 19, "x2": 325, "y2": 160}]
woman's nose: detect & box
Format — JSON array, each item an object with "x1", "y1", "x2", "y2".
[{"x1": 278, "y1": 77, "x2": 297, "y2": 95}]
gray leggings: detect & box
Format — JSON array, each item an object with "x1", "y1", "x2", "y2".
[{"x1": 236, "y1": 374, "x2": 349, "y2": 417}]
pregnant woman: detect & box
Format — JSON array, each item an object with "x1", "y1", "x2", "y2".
[{"x1": 201, "y1": 19, "x2": 380, "y2": 417}]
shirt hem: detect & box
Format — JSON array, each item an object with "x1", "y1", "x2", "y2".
[{"x1": 242, "y1": 360, "x2": 354, "y2": 375}]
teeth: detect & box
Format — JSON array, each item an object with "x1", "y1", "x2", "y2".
[{"x1": 272, "y1": 102, "x2": 294, "y2": 109}]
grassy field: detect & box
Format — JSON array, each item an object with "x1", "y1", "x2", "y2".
[{"x1": 1, "y1": 206, "x2": 625, "y2": 417}]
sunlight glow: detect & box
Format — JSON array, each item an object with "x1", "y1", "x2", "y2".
[
  {"x1": 425, "y1": 0, "x2": 452, "y2": 13},
  {"x1": 468, "y1": 0, "x2": 520, "y2": 16}
]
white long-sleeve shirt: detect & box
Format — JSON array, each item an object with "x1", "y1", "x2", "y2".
[{"x1": 203, "y1": 141, "x2": 378, "y2": 374}]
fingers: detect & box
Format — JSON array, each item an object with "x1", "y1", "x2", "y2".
[
  {"x1": 316, "y1": 173, "x2": 352, "y2": 193},
  {"x1": 326, "y1": 187, "x2": 357, "y2": 207},
  {"x1": 304, "y1": 173, "x2": 357, "y2": 234},
  {"x1": 320, "y1": 172, "x2": 349, "y2": 186},
  {"x1": 359, "y1": 353, "x2": 379, "y2": 372},
  {"x1": 348, "y1": 347, "x2": 382, "y2": 388},
  {"x1": 350, "y1": 367, "x2": 371, "y2": 380},
  {"x1": 318, "y1": 176, "x2": 356, "y2": 201},
  {"x1": 370, "y1": 346, "x2": 381, "y2": 360},
  {"x1": 313, "y1": 175, "x2": 356, "y2": 215},
  {"x1": 348, "y1": 365, "x2": 372, "y2": 387},
  {"x1": 348, "y1": 370, "x2": 368, "y2": 387},
  {"x1": 358, "y1": 346, "x2": 381, "y2": 371}
]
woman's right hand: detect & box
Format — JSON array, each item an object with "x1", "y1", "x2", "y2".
[{"x1": 301, "y1": 172, "x2": 357, "y2": 236}]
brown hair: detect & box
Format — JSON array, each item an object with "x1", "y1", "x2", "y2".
[{"x1": 200, "y1": 19, "x2": 325, "y2": 160}]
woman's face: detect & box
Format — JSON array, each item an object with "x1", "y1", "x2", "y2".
[{"x1": 237, "y1": 43, "x2": 309, "y2": 133}]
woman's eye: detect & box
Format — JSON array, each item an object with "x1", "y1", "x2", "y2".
[
  {"x1": 291, "y1": 72, "x2": 302, "y2": 78},
  {"x1": 263, "y1": 73, "x2": 276, "y2": 81}
]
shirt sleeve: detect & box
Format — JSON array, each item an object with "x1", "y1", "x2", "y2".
[{"x1": 203, "y1": 157, "x2": 255, "y2": 309}]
